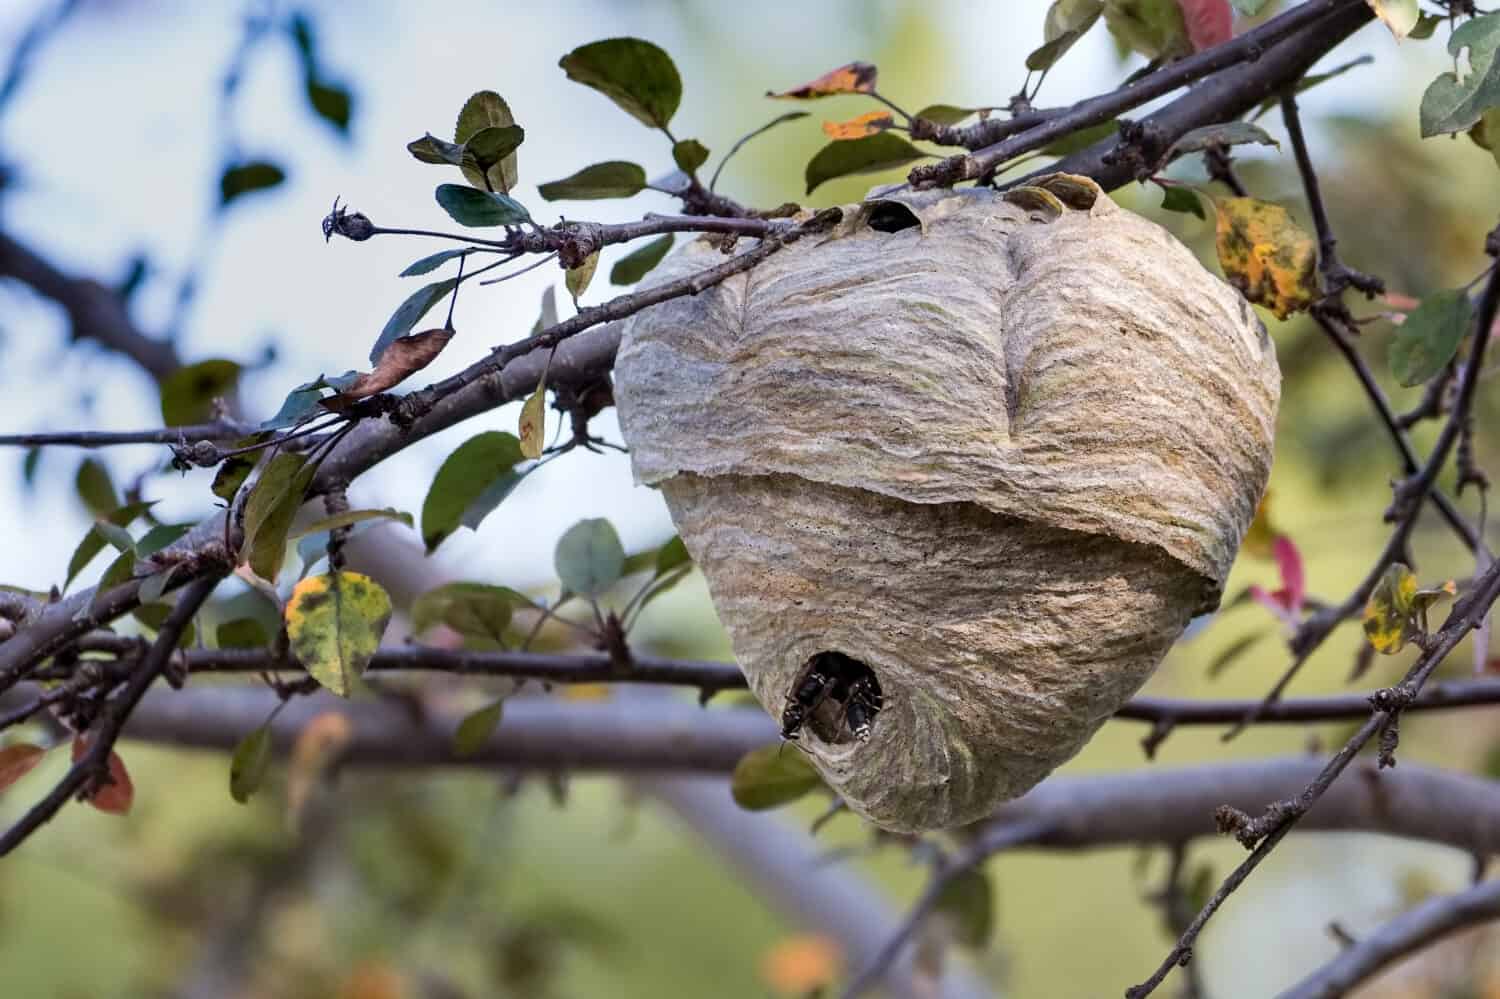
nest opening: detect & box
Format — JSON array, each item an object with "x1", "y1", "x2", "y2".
[
  {"x1": 781, "y1": 650, "x2": 883, "y2": 746},
  {"x1": 865, "y1": 201, "x2": 921, "y2": 233}
]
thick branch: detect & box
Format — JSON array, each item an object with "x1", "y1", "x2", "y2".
[{"x1": 1280, "y1": 878, "x2": 1500, "y2": 999}]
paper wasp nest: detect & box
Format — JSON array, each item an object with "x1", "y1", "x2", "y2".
[{"x1": 614, "y1": 175, "x2": 1279, "y2": 832}]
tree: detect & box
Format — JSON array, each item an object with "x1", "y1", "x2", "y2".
[{"x1": 0, "y1": 1, "x2": 1497, "y2": 996}]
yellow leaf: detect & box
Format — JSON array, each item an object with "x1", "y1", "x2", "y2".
[
  {"x1": 822, "y1": 110, "x2": 895, "y2": 140},
  {"x1": 1363, "y1": 562, "x2": 1418, "y2": 654},
  {"x1": 767, "y1": 61, "x2": 877, "y2": 99},
  {"x1": 761, "y1": 934, "x2": 843, "y2": 995},
  {"x1": 519, "y1": 350, "x2": 553, "y2": 460},
  {"x1": 1367, "y1": 0, "x2": 1419, "y2": 39},
  {"x1": 1213, "y1": 197, "x2": 1318, "y2": 320},
  {"x1": 285, "y1": 572, "x2": 392, "y2": 696},
  {"x1": 566, "y1": 251, "x2": 599, "y2": 305}
]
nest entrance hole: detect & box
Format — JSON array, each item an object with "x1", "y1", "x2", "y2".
[{"x1": 783, "y1": 651, "x2": 883, "y2": 745}]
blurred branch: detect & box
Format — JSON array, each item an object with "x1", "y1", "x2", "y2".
[
  {"x1": 915, "y1": 0, "x2": 1370, "y2": 189},
  {"x1": 0, "y1": 421, "x2": 258, "y2": 448},
  {"x1": 0, "y1": 0, "x2": 80, "y2": 115},
  {"x1": 0, "y1": 230, "x2": 181, "y2": 379},
  {"x1": 1280, "y1": 878, "x2": 1500, "y2": 999}
]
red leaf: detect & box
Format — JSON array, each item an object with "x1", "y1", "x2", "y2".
[
  {"x1": 72, "y1": 735, "x2": 135, "y2": 815},
  {"x1": 0, "y1": 743, "x2": 46, "y2": 792},
  {"x1": 1273, "y1": 535, "x2": 1305, "y2": 613},
  {"x1": 1177, "y1": 0, "x2": 1233, "y2": 51}
]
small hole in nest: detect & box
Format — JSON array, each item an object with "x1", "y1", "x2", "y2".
[
  {"x1": 866, "y1": 201, "x2": 921, "y2": 234},
  {"x1": 780, "y1": 651, "x2": 883, "y2": 745}
]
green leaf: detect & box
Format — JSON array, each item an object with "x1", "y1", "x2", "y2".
[
  {"x1": 408, "y1": 132, "x2": 465, "y2": 166},
  {"x1": 463, "y1": 124, "x2": 525, "y2": 176},
  {"x1": 219, "y1": 161, "x2": 286, "y2": 207},
  {"x1": 371, "y1": 279, "x2": 457, "y2": 365},
  {"x1": 75, "y1": 458, "x2": 118, "y2": 517},
  {"x1": 211, "y1": 438, "x2": 265, "y2": 501},
  {"x1": 633, "y1": 566, "x2": 692, "y2": 616},
  {"x1": 1363, "y1": 562, "x2": 1419, "y2": 654},
  {"x1": 241, "y1": 452, "x2": 314, "y2": 582},
  {"x1": 537, "y1": 161, "x2": 647, "y2": 201},
  {"x1": 559, "y1": 38, "x2": 682, "y2": 129},
  {"x1": 137, "y1": 566, "x2": 178, "y2": 606},
  {"x1": 1029, "y1": 0, "x2": 1104, "y2": 71},
  {"x1": 1166, "y1": 122, "x2": 1279, "y2": 160},
  {"x1": 290, "y1": 508, "x2": 413, "y2": 540},
  {"x1": 913, "y1": 104, "x2": 983, "y2": 126},
  {"x1": 160, "y1": 359, "x2": 242, "y2": 427},
  {"x1": 804, "y1": 133, "x2": 926, "y2": 195},
  {"x1": 229, "y1": 724, "x2": 273, "y2": 803},
  {"x1": 65, "y1": 500, "x2": 152, "y2": 590},
  {"x1": 673, "y1": 139, "x2": 710, "y2": 174},
  {"x1": 285, "y1": 571, "x2": 393, "y2": 697},
  {"x1": 217, "y1": 618, "x2": 270, "y2": 649},
  {"x1": 454, "y1": 91, "x2": 521, "y2": 192},
  {"x1": 934, "y1": 868, "x2": 995, "y2": 950},
  {"x1": 1103, "y1": 0, "x2": 1190, "y2": 61},
  {"x1": 260, "y1": 373, "x2": 356, "y2": 430},
  {"x1": 137, "y1": 522, "x2": 190, "y2": 557},
  {"x1": 554, "y1": 518, "x2": 625, "y2": 597},
  {"x1": 1389, "y1": 289, "x2": 1472, "y2": 387},
  {"x1": 566, "y1": 251, "x2": 600, "y2": 305},
  {"x1": 421, "y1": 432, "x2": 527, "y2": 552},
  {"x1": 459, "y1": 469, "x2": 529, "y2": 532},
  {"x1": 1160, "y1": 185, "x2": 1206, "y2": 219},
  {"x1": 412, "y1": 582, "x2": 529, "y2": 644},
  {"x1": 453, "y1": 700, "x2": 504, "y2": 756},
  {"x1": 305, "y1": 79, "x2": 352, "y2": 134},
  {"x1": 730, "y1": 744, "x2": 822, "y2": 810},
  {"x1": 434, "y1": 184, "x2": 531, "y2": 227},
  {"x1": 1421, "y1": 12, "x2": 1500, "y2": 137},
  {"x1": 94, "y1": 520, "x2": 135, "y2": 555},
  {"x1": 609, "y1": 234, "x2": 674, "y2": 286},
  {"x1": 93, "y1": 550, "x2": 136, "y2": 604},
  {"x1": 655, "y1": 535, "x2": 690, "y2": 575},
  {"x1": 400, "y1": 248, "x2": 471, "y2": 277},
  {"x1": 1409, "y1": 12, "x2": 1442, "y2": 40}
]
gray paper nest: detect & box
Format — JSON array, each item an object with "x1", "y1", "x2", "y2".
[{"x1": 614, "y1": 174, "x2": 1279, "y2": 832}]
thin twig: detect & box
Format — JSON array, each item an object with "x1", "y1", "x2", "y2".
[{"x1": 0, "y1": 421, "x2": 258, "y2": 448}]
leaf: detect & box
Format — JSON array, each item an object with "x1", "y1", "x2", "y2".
[
  {"x1": 66, "y1": 500, "x2": 152, "y2": 590},
  {"x1": 91, "y1": 550, "x2": 136, "y2": 609},
  {"x1": 287, "y1": 712, "x2": 352, "y2": 828},
  {"x1": 913, "y1": 104, "x2": 984, "y2": 126},
  {"x1": 1160, "y1": 185, "x2": 1206, "y2": 219},
  {"x1": 75, "y1": 458, "x2": 118, "y2": 517},
  {"x1": 673, "y1": 139, "x2": 710, "y2": 174},
  {"x1": 160, "y1": 359, "x2": 242, "y2": 426},
  {"x1": 411, "y1": 582, "x2": 529, "y2": 643},
  {"x1": 559, "y1": 38, "x2": 682, "y2": 129},
  {"x1": 519, "y1": 375, "x2": 548, "y2": 460},
  {"x1": 241, "y1": 452, "x2": 314, "y2": 582},
  {"x1": 285, "y1": 571, "x2": 393, "y2": 697},
  {"x1": 760, "y1": 935, "x2": 842, "y2": 996},
  {"x1": 1364, "y1": 562, "x2": 1420, "y2": 654},
  {"x1": 1421, "y1": 12, "x2": 1500, "y2": 136},
  {"x1": 537, "y1": 161, "x2": 647, "y2": 201},
  {"x1": 656, "y1": 535, "x2": 690, "y2": 574},
  {"x1": 532, "y1": 285, "x2": 559, "y2": 335},
  {"x1": 305, "y1": 78, "x2": 352, "y2": 134},
  {"x1": 371, "y1": 279, "x2": 457, "y2": 365},
  {"x1": 338, "y1": 327, "x2": 454, "y2": 401},
  {"x1": 566, "y1": 251, "x2": 600, "y2": 305},
  {"x1": 213, "y1": 446, "x2": 261, "y2": 504},
  {"x1": 713, "y1": 112, "x2": 811, "y2": 186},
  {"x1": 0, "y1": 744, "x2": 45, "y2": 792},
  {"x1": 229, "y1": 724, "x2": 273, "y2": 803},
  {"x1": 1029, "y1": 0, "x2": 1105, "y2": 70},
  {"x1": 290, "y1": 508, "x2": 412, "y2": 542},
  {"x1": 1213, "y1": 197, "x2": 1317, "y2": 320},
  {"x1": 434, "y1": 184, "x2": 530, "y2": 227},
  {"x1": 459, "y1": 468, "x2": 529, "y2": 532},
  {"x1": 1470, "y1": 108, "x2": 1500, "y2": 170},
  {"x1": 421, "y1": 432, "x2": 527, "y2": 552},
  {"x1": 218, "y1": 617, "x2": 270, "y2": 649},
  {"x1": 1248, "y1": 535, "x2": 1306, "y2": 629},
  {"x1": 731, "y1": 744, "x2": 822, "y2": 810},
  {"x1": 1410, "y1": 12, "x2": 1442, "y2": 41},
  {"x1": 400, "y1": 248, "x2": 471, "y2": 277},
  {"x1": 135, "y1": 568, "x2": 174, "y2": 607},
  {"x1": 453, "y1": 700, "x2": 504, "y2": 756},
  {"x1": 1179, "y1": 0, "x2": 1233, "y2": 51},
  {"x1": 1368, "y1": 0, "x2": 1420, "y2": 39},
  {"x1": 1166, "y1": 122, "x2": 1279, "y2": 160},
  {"x1": 933, "y1": 868, "x2": 994, "y2": 949},
  {"x1": 95, "y1": 520, "x2": 136, "y2": 554},
  {"x1": 1103, "y1": 0, "x2": 1191, "y2": 60},
  {"x1": 219, "y1": 160, "x2": 286, "y2": 207},
  {"x1": 408, "y1": 132, "x2": 466, "y2": 166},
  {"x1": 804, "y1": 133, "x2": 926, "y2": 195},
  {"x1": 821, "y1": 111, "x2": 895, "y2": 140},
  {"x1": 554, "y1": 518, "x2": 625, "y2": 596},
  {"x1": 454, "y1": 91, "x2": 521, "y2": 192},
  {"x1": 768, "y1": 61, "x2": 877, "y2": 99},
  {"x1": 137, "y1": 522, "x2": 191, "y2": 557},
  {"x1": 132, "y1": 602, "x2": 196, "y2": 646},
  {"x1": 610, "y1": 234, "x2": 674, "y2": 285},
  {"x1": 259, "y1": 373, "x2": 357, "y2": 430},
  {"x1": 1388, "y1": 289, "x2": 1473, "y2": 387},
  {"x1": 73, "y1": 735, "x2": 133, "y2": 815},
  {"x1": 463, "y1": 124, "x2": 526, "y2": 190}
]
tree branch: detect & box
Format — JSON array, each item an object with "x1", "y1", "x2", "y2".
[
  {"x1": 0, "y1": 421, "x2": 259, "y2": 448},
  {"x1": 1279, "y1": 878, "x2": 1500, "y2": 999}
]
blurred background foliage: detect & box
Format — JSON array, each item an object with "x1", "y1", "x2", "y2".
[{"x1": 0, "y1": 1, "x2": 1498, "y2": 997}]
